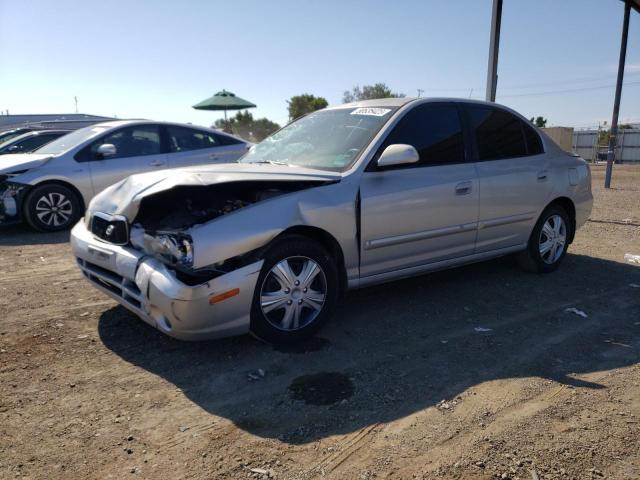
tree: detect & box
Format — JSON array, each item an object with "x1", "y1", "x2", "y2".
[
  {"x1": 343, "y1": 83, "x2": 405, "y2": 103},
  {"x1": 529, "y1": 116, "x2": 547, "y2": 128},
  {"x1": 214, "y1": 111, "x2": 280, "y2": 143},
  {"x1": 287, "y1": 94, "x2": 328, "y2": 121}
]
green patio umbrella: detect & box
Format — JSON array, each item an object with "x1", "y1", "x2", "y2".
[{"x1": 192, "y1": 89, "x2": 256, "y2": 124}]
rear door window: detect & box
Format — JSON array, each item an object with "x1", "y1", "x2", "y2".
[
  {"x1": 166, "y1": 126, "x2": 219, "y2": 152},
  {"x1": 214, "y1": 132, "x2": 244, "y2": 146},
  {"x1": 467, "y1": 106, "x2": 527, "y2": 160}
]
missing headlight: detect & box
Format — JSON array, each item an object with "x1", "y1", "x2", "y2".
[
  {"x1": 153, "y1": 234, "x2": 194, "y2": 267},
  {"x1": 130, "y1": 225, "x2": 194, "y2": 268}
]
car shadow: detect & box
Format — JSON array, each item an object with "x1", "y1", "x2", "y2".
[
  {"x1": 98, "y1": 253, "x2": 640, "y2": 444},
  {"x1": 0, "y1": 224, "x2": 70, "y2": 246}
]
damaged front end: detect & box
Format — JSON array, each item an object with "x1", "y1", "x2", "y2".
[
  {"x1": 124, "y1": 180, "x2": 331, "y2": 284},
  {"x1": 0, "y1": 175, "x2": 28, "y2": 225},
  {"x1": 74, "y1": 174, "x2": 340, "y2": 340},
  {"x1": 72, "y1": 219, "x2": 265, "y2": 340},
  {"x1": 131, "y1": 181, "x2": 323, "y2": 230}
]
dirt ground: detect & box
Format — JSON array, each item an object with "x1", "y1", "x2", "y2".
[{"x1": 1, "y1": 165, "x2": 639, "y2": 480}]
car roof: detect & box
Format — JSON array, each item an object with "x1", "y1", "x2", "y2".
[
  {"x1": 330, "y1": 97, "x2": 416, "y2": 109},
  {"x1": 1, "y1": 129, "x2": 68, "y2": 144},
  {"x1": 0, "y1": 126, "x2": 34, "y2": 135},
  {"x1": 90, "y1": 119, "x2": 248, "y2": 143},
  {"x1": 26, "y1": 129, "x2": 70, "y2": 135},
  {"x1": 330, "y1": 96, "x2": 525, "y2": 111},
  {"x1": 8, "y1": 130, "x2": 69, "y2": 140}
]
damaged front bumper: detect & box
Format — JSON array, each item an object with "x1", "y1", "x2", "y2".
[
  {"x1": 70, "y1": 221, "x2": 263, "y2": 341},
  {"x1": 0, "y1": 180, "x2": 28, "y2": 226}
]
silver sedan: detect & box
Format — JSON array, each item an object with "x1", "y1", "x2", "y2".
[
  {"x1": 71, "y1": 98, "x2": 593, "y2": 344},
  {"x1": 0, "y1": 120, "x2": 249, "y2": 231}
]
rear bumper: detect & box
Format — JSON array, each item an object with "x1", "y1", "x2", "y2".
[
  {"x1": 575, "y1": 194, "x2": 593, "y2": 231},
  {"x1": 70, "y1": 221, "x2": 262, "y2": 341}
]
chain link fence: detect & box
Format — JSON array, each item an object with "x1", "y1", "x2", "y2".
[{"x1": 572, "y1": 128, "x2": 640, "y2": 163}]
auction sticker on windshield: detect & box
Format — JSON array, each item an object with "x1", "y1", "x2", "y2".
[{"x1": 350, "y1": 108, "x2": 391, "y2": 116}]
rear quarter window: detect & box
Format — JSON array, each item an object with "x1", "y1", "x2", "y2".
[{"x1": 522, "y1": 122, "x2": 544, "y2": 155}]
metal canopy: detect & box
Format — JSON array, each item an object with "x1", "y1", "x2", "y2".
[
  {"x1": 485, "y1": 0, "x2": 638, "y2": 188},
  {"x1": 604, "y1": 0, "x2": 635, "y2": 188},
  {"x1": 485, "y1": 0, "x2": 502, "y2": 102}
]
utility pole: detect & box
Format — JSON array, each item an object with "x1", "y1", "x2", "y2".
[
  {"x1": 485, "y1": 0, "x2": 503, "y2": 102},
  {"x1": 417, "y1": 89, "x2": 424, "y2": 98},
  {"x1": 605, "y1": 0, "x2": 631, "y2": 189},
  {"x1": 74, "y1": 96, "x2": 78, "y2": 114}
]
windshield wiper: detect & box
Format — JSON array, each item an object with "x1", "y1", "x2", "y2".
[{"x1": 246, "y1": 160, "x2": 291, "y2": 166}]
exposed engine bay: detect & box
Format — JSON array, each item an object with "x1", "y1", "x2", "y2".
[
  {"x1": 132, "y1": 180, "x2": 329, "y2": 230},
  {"x1": 126, "y1": 180, "x2": 336, "y2": 283}
]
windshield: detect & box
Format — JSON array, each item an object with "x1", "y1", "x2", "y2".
[
  {"x1": 240, "y1": 107, "x2": 396, "y2": 171},
  {"x1": 35, "y1": 125, "x2": 110, "y2": 154}
]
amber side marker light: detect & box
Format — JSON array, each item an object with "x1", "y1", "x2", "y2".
[{"x1": 209, "y1": 288, "x2": 240, "y2": 305}]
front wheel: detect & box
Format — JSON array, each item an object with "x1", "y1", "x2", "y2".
[
  {"x1": 517, "y1": 205, "x2": 571, "y2": 273},
  {"x1": 250, "y1": 235, "x2": 339, "y2": 344},
  {"x1": 23, "y1": 184, "x2": 82, "y2": 232}
]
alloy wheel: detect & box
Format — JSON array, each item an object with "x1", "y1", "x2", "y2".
[
  {"x1": 539, "y1": 214, "x2": 566, "y2": 264},
  {"x1": 260, "y1": 256, "x2": 327, "y2": 331},
  {"x1": 35, "y1": 192, "x2": 73, "y2": 227}
]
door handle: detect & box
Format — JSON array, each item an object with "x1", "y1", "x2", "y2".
[
  {"x1": 149, "y1": 160, "x2": 165, "y2": 167},
  {"x1": 537, "y1": 170, "x2": 548, "y2": 180},
  {"x1": 455, "y1": 181, "x2": 473, "y2": 195},
  {"x1": 209, "y1": 153, "x2": 219, "y2": 160}
]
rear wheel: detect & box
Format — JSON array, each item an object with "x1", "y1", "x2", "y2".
[
  {"x1": 24, "y1": 184, "x2": 82, "y2": 232},
  {"x1": 517, "y1": 205, "x2": 571, "y2": 273},
  {"x1": 250, "y1": 235, "x2": 339, "y2": 344}
]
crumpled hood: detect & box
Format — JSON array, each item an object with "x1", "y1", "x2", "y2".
[
  {"x1": 88, "y1": 162, "x2": 342, "y2": 220},
  {"x1": 0, "y1": 153, "x2": 54, "y2": 175}
]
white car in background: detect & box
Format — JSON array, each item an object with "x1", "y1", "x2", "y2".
[
  {"x1": 0, "y1": 120, "x2": 249, "y2": 231},
  {"x1": 0, "y1": 129, "x2": 71, "y2": 155}
]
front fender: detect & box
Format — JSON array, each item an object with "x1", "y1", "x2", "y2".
[{"x1": 188, "y1": 180, "x2": 359, "y2": 274}]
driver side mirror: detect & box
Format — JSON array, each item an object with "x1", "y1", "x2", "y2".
[
  {"x1": 377, "y1": 144, "x2": 419, "y2": 168},
  {"x1": 96, "y1": 143, "x2": 117, "y2": 159}
]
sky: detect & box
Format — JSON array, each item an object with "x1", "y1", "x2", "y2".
[{"x1": 1, "y1": 0, "x2": 639, "y2": 130}]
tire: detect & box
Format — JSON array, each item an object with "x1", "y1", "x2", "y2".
[
  {"x1": 23, "y1": 184, "x2": 82, "y2": 232},
  {"x1": 250, "y1": 235, "x2": 339, "y2": 344},
  {"x1": 517, "y1": 204, "x2": 571, "y2": 273}
]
